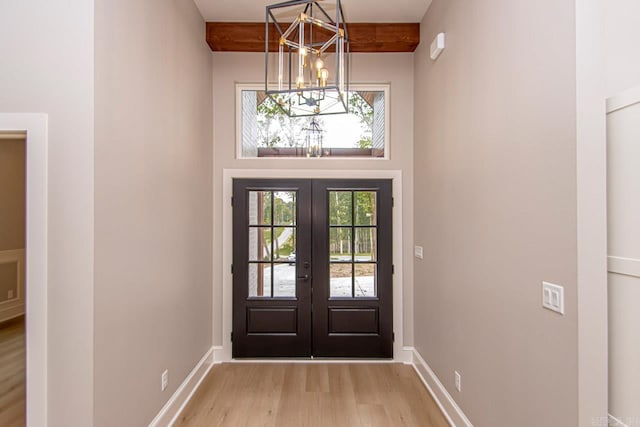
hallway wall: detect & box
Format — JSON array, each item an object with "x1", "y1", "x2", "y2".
[
  {"x1": 0, "y1": 2, "x2": 95, "y2": 425},
  {"x1": 0, "y1": 139, "x2": 25, "y2": 253},
  {"x1": 94, "y1": 1, "x2": 213, "y2": 425},
  {"x1": 413, "y1": 0, "x2": 580, "y2": 425}
]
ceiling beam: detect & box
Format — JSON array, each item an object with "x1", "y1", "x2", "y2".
[{"x1": 206, "y1": 22, "x2": 420, "y2": 53}]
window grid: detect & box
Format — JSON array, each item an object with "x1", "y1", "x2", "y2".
[
  {"x1": 329, "y1": 190, "x2": 378, "y2": 298},
  {"x1": 248, "y1": 191, "x2": 297, "y2": 298}
]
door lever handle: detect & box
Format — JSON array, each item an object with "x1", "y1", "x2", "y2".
[{"x1": 297, "y1": 274, "x2": 310, "y2": 281}]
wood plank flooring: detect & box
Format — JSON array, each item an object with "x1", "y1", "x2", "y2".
[
  {"x1": 0, "y1": 316, "x2": 25, "y2": 427},
  {"x1": 175, "y1": 363, "x2": 450, "y2": 427}
]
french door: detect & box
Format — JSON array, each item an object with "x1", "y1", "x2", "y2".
[{"x1": 232, "y1": 179, "x2": 393, "y2": 358}]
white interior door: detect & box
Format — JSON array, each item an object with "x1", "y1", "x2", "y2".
[{"x1": 607, "y1": 87, "x2": 640, "y2": 425}]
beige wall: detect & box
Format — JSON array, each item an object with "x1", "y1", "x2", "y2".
[
  {"x1": 0, "y1": 138, "x2": 25, "y2": 306},
  {"x1": 605, "y1": 0, "x2": 640, "y2": 97},
  {"x1": 414, "y1": 0, "x2": 580, "y2": 425},
  {"x1": 94, "y1": 0, "x2": 213, "y2": 425},
  {"x1": 0, "y1": 139, "x2": 25, "y2": 253},
  {"x1": 607, "y1": 99, "x2": 640, "y2": 423},
  {"x1": 0, "y1": 263, "x2": 18, "y2": 304},
  {"x1": 211, "y1": 52, "x2": 415, "y2": 347},
  {"x1": 0, "y1": 2, "x2": 95, "y2": 425}
]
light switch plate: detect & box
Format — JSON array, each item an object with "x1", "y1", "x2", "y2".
[
  {"x1": 161, "y1": 369, "x2": 169, "y2": 391},
  {"x1": 542, "y1": 282, "x2": 564, "y2": 315},
  {"x1": 414, "y1": 246, "x2": 424, "y2": 259}
]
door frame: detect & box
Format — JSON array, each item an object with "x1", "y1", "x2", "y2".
[
  {"x1": 220, "y1": 169, "x2": 409, "y2": 362},
  {"x1": 0, "y1": 114, "x2": 48, "y2": 427}
]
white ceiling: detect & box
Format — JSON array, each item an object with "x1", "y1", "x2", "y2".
[{"x1": 194, "y1": 0, "x2": 432, "y2": 23}]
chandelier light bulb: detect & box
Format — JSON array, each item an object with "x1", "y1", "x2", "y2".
[{"x1": 319, "y1": 68, "x2": 329, "y2": 87}]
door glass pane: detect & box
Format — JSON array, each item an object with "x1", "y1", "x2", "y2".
[
  {"x1": 274, "y1": 191, "x2": 296, "y2": 225},
  {"x1": 248, "y1": 191, "x2": 272, "y2": 225},
  {"x1": 272, "y1": 227, "x2": 295, "y2": 262},
  {"x1": 327, "y1": 189, "x2": 380, "y2": 299},
  {"x1": 249, "y1": 227, "x2": 272, "y2": 261},
  {"x1": 273, "y1": 263, "x2": 296, "y2": 297},
  {"x1": 329, "y1": 191, "x2": 352, "y2": 225},
  {"x1": 330, "y1": 263, "x2": 352, "y2": 297},
  {"x1": 354, "y1": 228, "x2": 376, "y2": 262},
  {"x1": 355, "y1": 264, "x2": 376, "y2": 297},
  {"x1": 247, "y1": 188, "x2": 299, "y2": 299},
  {"x1": 354, "y1": 191, "x2": 377, "y2": 226},
  {"x1": 249, "y1": 263, "x2": 271, "y2": 297},
  {"x1": 330, "y1": 227, "x2": 352, "y2": 262}
]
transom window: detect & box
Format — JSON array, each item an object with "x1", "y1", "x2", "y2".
[{"x1": 236, "y1": 84, "x2": 389, "y2": 159}]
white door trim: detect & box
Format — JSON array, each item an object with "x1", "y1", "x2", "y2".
[
  {"x1": 576, "y1": 0, "x2": 608, "y2": 422},
  {"x1": 0, "y1": 114, "x2": 48, "y2": 427},
  {"x1": 220, "y1": 168, "x2": 409, "y2": 362}
]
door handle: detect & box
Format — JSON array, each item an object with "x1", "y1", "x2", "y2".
[{"x1": 297, "y1": 274, "x2": 310, "y2": 281}]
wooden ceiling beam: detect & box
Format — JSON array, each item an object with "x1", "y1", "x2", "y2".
[{"x1": 206, "y1": 22, "x2": 420, "y2": 53}]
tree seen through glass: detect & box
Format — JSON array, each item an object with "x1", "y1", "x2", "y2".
[
  {"x1": 253, "y1": 90, "x2": 379, "y2": 154},
  {"x1": 329, "y1": 191, "x2": 378, "y2": 298}
]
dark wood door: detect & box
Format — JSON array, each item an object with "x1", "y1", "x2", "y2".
[
  {"x1": 311, "y1": 179, "x2": 393, "y2": 358},
  {"x1": 232, "y1": 179, "x2": 312, "y2": 357},
  {"x1": 232, "y1": 178, "x2": 392, "y2": 358}
]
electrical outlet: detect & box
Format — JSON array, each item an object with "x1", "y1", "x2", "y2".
[
  {"x1": 161, "y1": 370, "x2": 169, "y2": 391},
  {"x1": 454, "y1": 371, "x2": 461, "y2": 392},
  {"x1": 8, "y1": 290, "x2": 14, "y2": 299}
]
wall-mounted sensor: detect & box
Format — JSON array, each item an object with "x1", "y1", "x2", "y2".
[{"x1": 430, "y1": 33, "x2": 446, "y2": 60}]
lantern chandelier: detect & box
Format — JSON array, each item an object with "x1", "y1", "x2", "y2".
[
  {"x1": 265, "y1": 0, "x2": 350, "y2": 117},
  {"x1": 304, "y1": 117, "x2": 324, "y2": 157}
]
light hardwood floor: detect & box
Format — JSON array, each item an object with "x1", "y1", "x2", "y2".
[
  {"x1": 175, "y1": 363, "x2": 449, "y2": 427},
  {"x1": 0, "y1": 316, "x2": 25, "y2": 427}
]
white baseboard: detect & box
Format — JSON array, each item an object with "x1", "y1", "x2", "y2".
[
  {"x1": 212, "y1": 346, "x2": 224, "y2": 364},
  {"x1": 214, "y1": 346, "x2": 414, "y2": 364},
  {"x1": 396, "y1": 346, "x2": 414, "y2": 363},
  {"x1": 410, "y1": 348, "x2": 473, "y2": 427},
  {"x1": 609, "y1": 414, "x2": 631, "y2": 427},
  {"x1": 149, "y1": 347, "x2": 215, "y2": 427}
]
